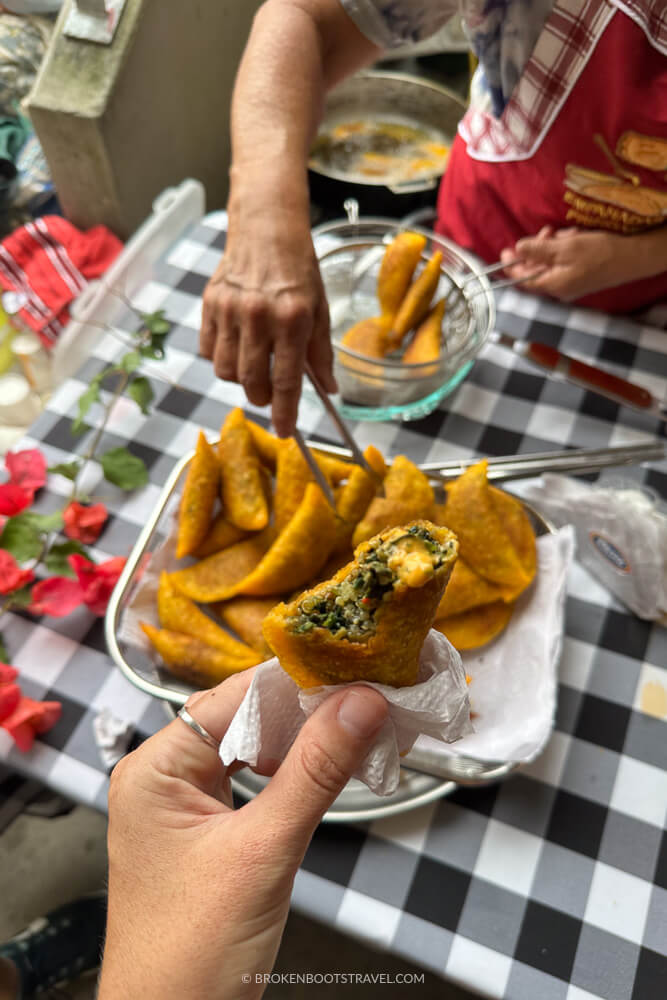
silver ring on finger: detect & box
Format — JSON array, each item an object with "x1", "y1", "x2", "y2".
[{"x1": 177, "y1": 707, "x2": 220, "y2": 751}]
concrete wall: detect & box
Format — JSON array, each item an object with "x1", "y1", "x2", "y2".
[{"x1": 27, "y1": 0, "x2": 265, "y2": 237}]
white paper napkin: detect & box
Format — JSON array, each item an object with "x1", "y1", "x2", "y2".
[
  {"x1": 415, "y1": 526, "x2": 575, "y2": 765},
  {"x1": 220, "y1": 629, "x2": 473, "y2": 796},
  {"x1": 93, "y1": 708, "x2": 133, "y2": 769}
]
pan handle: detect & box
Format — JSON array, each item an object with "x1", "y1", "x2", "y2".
[{"x1": 387, "y1": 176, "x2": 438, "y2": 195}]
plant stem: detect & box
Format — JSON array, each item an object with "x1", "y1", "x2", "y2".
[{"x1": 69, "y1": 371, "x2": 131, "y2": 503}]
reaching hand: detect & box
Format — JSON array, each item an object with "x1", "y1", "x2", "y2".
[
  {"x1": 500, "y1": 226, "x2": 630, "y2": 302},
  {"x1": 98, "y1": 670, "x2": 388, "y2": 1000},
  {"x1": 200, "y1": 191, "x2": 336, "y2": 438}
]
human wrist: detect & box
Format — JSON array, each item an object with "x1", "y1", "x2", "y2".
[
  {"x1": 605, "y1": 228, "x2": 667, "y2": 285},
  {"x1": 228, "y1": 159, "x2": 310, "y2": 220}
]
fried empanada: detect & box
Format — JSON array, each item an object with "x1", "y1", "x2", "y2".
[
  {"x1": 218, "y1": 408, "x2": 269, "y2": 531},
  {"x1": 192, "y1": 512, "x2": 248, "y2": 559},
  {"x1": 157, "y1": 572, "x2": 258, "y2": 663},
  {"x1": 263, "y1": 520, "x2": 458, "y2": 688},
  {"x1": 332, "y1": 444, "x2": 386, "y2": 553},
  {"x1": 377, "y1": 231, "x2": 428, "y2": 316},
  {"x1": 435, "y1": 599, "x2": 514, "y2": 651},
  {"x1": 274, "y1": 440, "x2": 356, "y2": 532},
  {"x1": 341, "y1": 316, "x2": 392, "y2": 359},
  {"x1": 141, "y1": 623, "x2": 259, "y2": 687},
  {"x1": 435, "y1": 558, "x2": 512, "y2": 618},
  {"x1": 490, "y1": 486, "x2": 537, "y2": 583},
  {"x1": 234, "y1": 483, "x2": 337, "y2": 596},
  {"x1": 389, "y1": 251, "x2": 443, "y2": 347},
  {"x1": 352, "y1": 455, "x2": 434, "y2": 545},
  {"x1": 216, "y1": 596, "x2": 278, "y2": 659},
  {"x1": 176, "y1": 432, "x2": 219, "y2": 559},
  {"x1": 170, "y1": 530, "x2": 273, "y2": 602},
  {"x1": 441, "y1": 461, "x2": 532, "y2": 591},
  {"x1": 246, "y1": 419, "x2": 279, "y2": 469},
  {"x1": 274, "y1": 438, "x2": 320, "y2": 532},
  {"x1": 402, "y1": 298, "x2": 445, "y2": 365}
]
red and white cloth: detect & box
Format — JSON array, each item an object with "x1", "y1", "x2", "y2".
[
  {"x1": 437, "y1": 0, "x2": 667, "y2": 313},
  {"x1": 0, "y1": 216, "x2": 123, "y2": 347}
]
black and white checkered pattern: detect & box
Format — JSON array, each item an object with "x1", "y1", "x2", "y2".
[{"x1": 1, "y1": 209, "x2": 665, "y2": 1000}]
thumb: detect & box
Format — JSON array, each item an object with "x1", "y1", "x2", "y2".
[{"x1": 248, "y1": 687, "x2": 388, "y2": 848}]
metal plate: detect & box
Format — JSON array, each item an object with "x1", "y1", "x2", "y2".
[{"x1": 106, "y1": 443, "x2": 553, "y2": 823}]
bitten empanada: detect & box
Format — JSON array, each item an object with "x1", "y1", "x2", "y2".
[{"x1": 262, "y1": 520, "x2": 458, "y2": 688}]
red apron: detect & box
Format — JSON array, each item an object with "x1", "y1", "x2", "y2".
[{"x1": 436, "y1": 0, "x2": 667, "y2": 313}]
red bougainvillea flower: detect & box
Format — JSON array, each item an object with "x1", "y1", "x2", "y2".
[
  {"x1": 0, "y1": 481, "x2": 32, "y2": 516},
  {"x1": 5, "y1": 448, "x2": 47, "y2": 494},
  {"x1": 0, "y1": 664, "x2": 19, "y2": 683},
  {"x1": 0, "y1": 682, "x2": 21, "y2": 722},
  {"x1": 63, "y1": 501, "x2": 108, "y2": 544},
  {"x1": 68, "y1": 554, "x2": 126, "y2": 616},
  {"x1": 28, "y1": 576, "x2": 84, "y2": 617},
  {"x1": 1, "y1": 695, "x2": 62, "y2": 752},
  {"x1": 0, "y1": 551, "x2": 35, "y2": 595}
]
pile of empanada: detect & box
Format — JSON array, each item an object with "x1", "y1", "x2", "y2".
[
  {"x1": 140, "y1": 408, "x2": 537, "y2": 689},
  {"x1": 341, "y1": 231, "x2": 446, "y2": 366}
]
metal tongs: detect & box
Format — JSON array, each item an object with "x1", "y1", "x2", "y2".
[{"x1": 292, "y1": 362, "x2": 384, "y2": 509}]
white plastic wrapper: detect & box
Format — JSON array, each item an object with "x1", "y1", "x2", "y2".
[
  {"x1": 220, "y1": 630, "x2": 473, "y2": 796},
  {"x1": 523, "y1": 475, "x2": 667, "y2": 623}
]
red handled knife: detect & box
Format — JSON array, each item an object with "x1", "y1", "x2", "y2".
[{"x1": 490, "y1": 330, "x2": 666, "y2": 418}]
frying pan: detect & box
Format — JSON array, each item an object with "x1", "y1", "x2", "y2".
[{"x1": 308, "y1": 69, "x2": 467, "y2": 217}]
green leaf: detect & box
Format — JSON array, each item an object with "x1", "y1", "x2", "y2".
[
  {"x1": 0, "y1": 631, "x2": 9, "y2": 662},
  {"x1": 8, "y1": 586, "x2": 33, "y2": 609},
  {"x1": 24, "y1": 511, "x2": 63, "y2": 533},
  {"x1": 119, "y1": 350, "x2": 142, "y2": 373},
  {"x1": 139, "y1": 331, "x2": 168, "y2": 360},
  {"x1": 0, "y1": 510, "x2": 63, "y2": 562},
  {"x1": 100, "y1": 447, "x2": 149, "y2": 490},
  {"x1": 72, "y1": 378, "x2": 101, "y2": 433},
  {"x1": 0, "y1": 514, "x2": 43, "y2": 561},
  {"x1": 48, "y1": 460, "x2": 81, "y2": 481},
  {"x1": 128, "y1": 376, "x2": 154, "y2": 415},
  {"x1": 141, "y1": 310, "x2": 170, "y2": 336},
  {"x1": 45, "y1": 540, "x2": 88, "y2": 577}
]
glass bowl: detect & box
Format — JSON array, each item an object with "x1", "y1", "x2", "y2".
[{"x1": 311, "y1": 217, "x2": 495, "y2": 421}]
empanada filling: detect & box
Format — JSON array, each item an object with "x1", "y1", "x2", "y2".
[{"x1": 290, "y1": 525, "x2": 454, "y2": 640}]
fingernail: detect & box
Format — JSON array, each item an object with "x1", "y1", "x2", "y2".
[{"x1": 338, "y1": 689, "x2": 387, "y2": 739}]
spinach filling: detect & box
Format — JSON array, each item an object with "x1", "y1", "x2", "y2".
[{"x1": 290, "y1": 525, "x2": 450, "y2": 640}]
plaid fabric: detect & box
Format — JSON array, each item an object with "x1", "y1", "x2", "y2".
[
  {"x1": 615, "y1": 0, "x2": 667, "y2": 51},
  {"x1": 0, "y1": 210, "x2": 665, "y2": 999},
  {"x1": 461, "y1": 0, "x2": 616, "y2": 160}
]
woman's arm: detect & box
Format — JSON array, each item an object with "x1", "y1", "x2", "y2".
[
  {"x1": 201, "y1": 0, "x2": 381, "y2": 436},
  {"x1": 500, "y1": 226, "x2": 667, "y2": 301}
]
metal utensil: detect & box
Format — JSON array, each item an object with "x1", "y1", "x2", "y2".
[
  {"x1": 292, "y1": 427, "x2": 337, "y2": 509},
  {"x1": 305, "y1": 361, "x2": 384, "y2": 488},
  {"x1": 489, "y1": 330, "x2": 667, "y2": 417},
  {"x1": 421, "y1": 441, "x2": 666, "y2": 483}
]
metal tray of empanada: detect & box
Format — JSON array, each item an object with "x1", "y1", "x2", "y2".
[{"x1": 105, "y1": 441, "x2": 553, "y2": 823}]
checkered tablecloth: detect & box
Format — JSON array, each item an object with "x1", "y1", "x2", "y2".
[{"x1": 1, "y1": 210, "x2": 665, "y2": 1000}]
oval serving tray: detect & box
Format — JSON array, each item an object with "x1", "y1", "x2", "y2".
[{"x1": 105, "y1": 442, "x2": 553, "y2": 823}]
